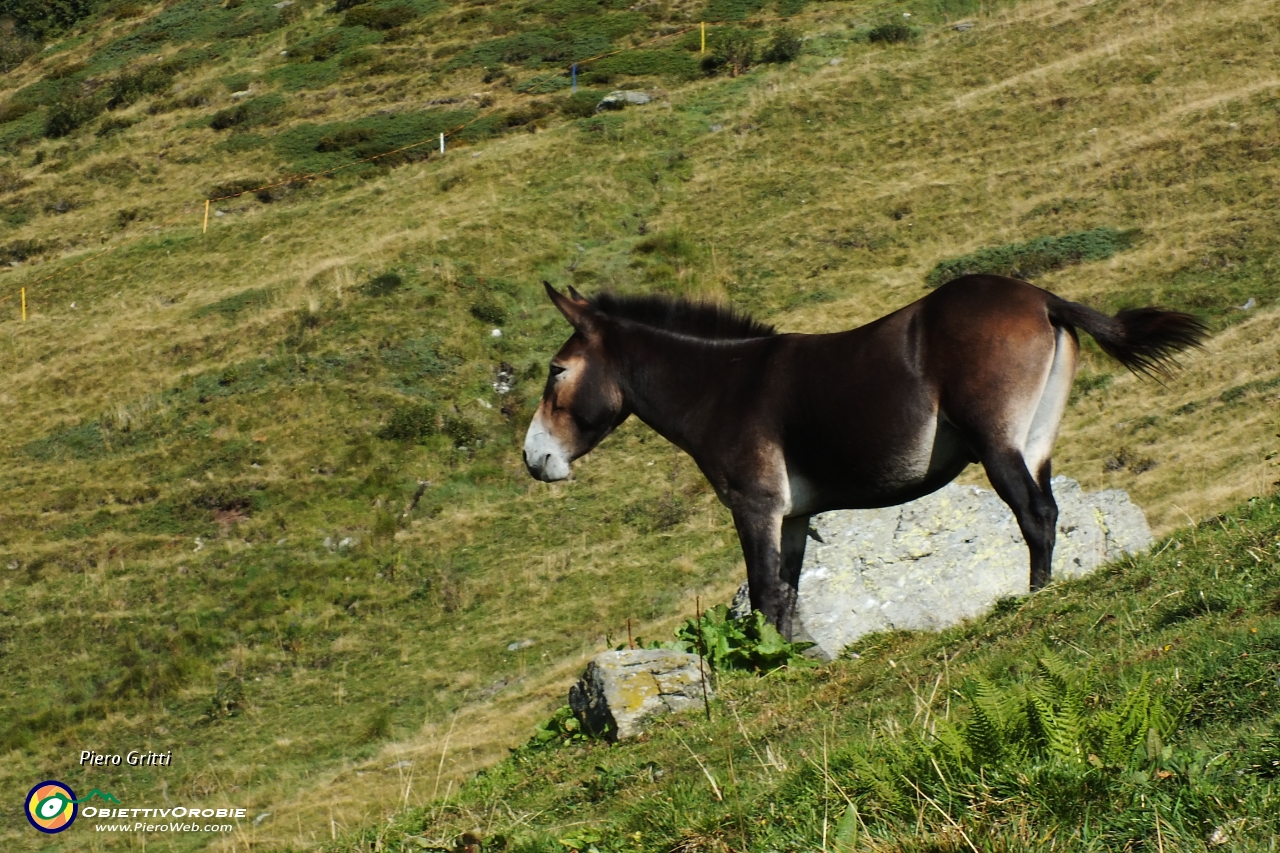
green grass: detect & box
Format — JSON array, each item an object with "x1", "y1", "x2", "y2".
[
  {"x1": 364, "y1": 495, "x2": 1280, "y2": 852},
  {"x1": 925, "y1": 227, "x2": 1142, "y2": 288}
]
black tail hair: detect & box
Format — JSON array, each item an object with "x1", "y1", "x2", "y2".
[{"x1": 1048, "y1": 297, "x2": 1208, "y2": 378}]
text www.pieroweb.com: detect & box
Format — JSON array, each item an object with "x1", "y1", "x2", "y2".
[{"x1": 83, "y1": 806, "x2": 243, "y2": 833}]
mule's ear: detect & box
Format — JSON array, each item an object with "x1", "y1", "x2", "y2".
[
  {"x1": 566, "y1": 285, "x2": 589, "y2": 305},
  {"x1": 544, "y1": 281, "x2": 599, "y2": 336}
]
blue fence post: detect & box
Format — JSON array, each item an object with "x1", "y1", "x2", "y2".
[{"x1": 571, "y1": 64, "x2": 577, "y2": 93}]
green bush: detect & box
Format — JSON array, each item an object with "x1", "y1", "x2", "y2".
[
  {"x1": 702, "y1": 26, "x2": 757, "y2": 76},
  {"x1": 925, "y1": 227, "x2": 1142, "y2": 288},
  {"x1": 528, "y1": 704, "x2": 593, "y2": 748},
  {"x1": 868, "y1": 21, "x2": 914, "y2": 44},
  {"x1": 469, "y1": 299, "x2": 507, "y2": 325},
  {"x1": 0, "y1": 29, "x2": 37, "y2": 72},
  {"x1": 44, "y1": 95, "x2": 104, "y2": 138},
  {"x1": 363, "y1": 271, "x2": 403, "y2": 296},
  {"x1": 0, "y1": 0, "x2": 97, "y2": 40},
  {"x1": 701, "y1": 0, "x2": 766, "y2": 21},
  {"x1": 95, "y1": 115, "x2": 136, "y2": 137},
  {"x1": 559, "y1": 89, "x2": 605, "y2": 118},
  {"x1": 442, "y1": 414, "x2": 482, "y2": 448},
  {"x1": 762, "y1": 26, "x2": 802, "y2": 63},
  {"x1": 193, "y1": 286, "x2": 276, "y2": 319},
  {"x1": 0, "y1": 100, "x2": 36, "y2": 124},
  {"x1": 588, "y1": 48, "x2": 700, "y2": 81},
  {"x1": 656, "y1": 605, "x2": 815, "y2": 673},
  {"x1": 342, "y1": 4, "x2": 417, "y2": 30},
  {"x1": 208, "y1": 94, "x2": 285, "y2": 131},
  {"x1": 377, "y1": 404, "x2": 438, "y2": 442},
  {"x1": 105, "y1": 61, "x2": 182, "y2": 110}
]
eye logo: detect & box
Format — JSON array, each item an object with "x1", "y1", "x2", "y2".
[{"x1": 25, "y1": 781, "x2": 77, "y2": 833}]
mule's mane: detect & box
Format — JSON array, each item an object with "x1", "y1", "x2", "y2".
[{"x1": 590, "y1": 292, "x2": 776, "y2": 340}]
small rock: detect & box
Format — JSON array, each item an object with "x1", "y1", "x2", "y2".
[
  {"x1": 273, "y1": 1, "x2": 293, "y2": 7},
  {"x1": 1236, "y1": 297, "x2": 1256, "y2": 311},
  {"x1": 596, "y1": 90, "x2": 651, "y2": 112},
  {"x1": 231, "y1": 89, "x2": 252, "y2": 99},
  {"x1": 323, "y1": 536, "x2": 333, "y2": 550},
  {"x1": 214, "y1": 209, "x2": 227, "y2": 217},
  {"x1": 709, "y1": 123, "x2": 724, "y2": 132},
  {"x1": 490, "y1": 328, "x2": 502, "y2": 337},
  {"x1": 506, "y1": 639, "x2": 534, "y2": 651},
  {"x1": 193, "y1": 537, "x2": 204, "y2": 552},
  {"x1": 493, "y1": 362, "x2": 515, "y2": 395},
  {"x1": 338, "y1": 537, "x2": 354, "y2": 549},
  {"x1": 253, "y1": 813, "x2": 271, "y2": 826},
  {"x1": 828, "y1": 57, "x2": 843, "y2": 66},
  {"x1": 954, "y1": 21, "x2": 974, "y2": 30},
  {"x1": 569, "y1": 649, "x2": 713, "y2": 740}
]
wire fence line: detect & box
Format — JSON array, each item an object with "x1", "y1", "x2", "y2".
[{"x1": 3, "y1": 12, "x2": 816, "y2": 319}]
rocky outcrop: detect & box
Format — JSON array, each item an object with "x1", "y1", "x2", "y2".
[
  {"x1": 569, "y1": 649, "x2": 712, "y2": 741},
  {"x1": 731, "y1": 477, "x2": 1151, "y2": 659}
]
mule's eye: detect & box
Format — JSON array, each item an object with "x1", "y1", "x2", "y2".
[{"x1": 549, "y1": 364, "x2": 567, "y2": 379}]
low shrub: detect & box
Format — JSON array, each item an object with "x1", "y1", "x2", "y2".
[
  {"x1": 96, "y1": 115, "x2": 137, "y2": 137},
  {"x1": 762, "y1": 26, "x2": 803, "y2": 63},
  {"x1": 316, "y1": 127, "x2": 377, "y2": 152},
  {"x1": 105, "y1": 62, "x2": 181, "y2": 110},
  {"x1": 666, "y1": 605, "x2": 815, "y2": 672},
  {"x1": 0, "y1": 100, "x2": 36, "y2": 124},
  {"x1": 442, "y1": 414, "x2": 482, "y2": 448},
  {"x1": 0, "y1": 238, "x2": 46, "y2": 264},
  {"x1": 702, "y1": 26, "x2": 758, "y2": 76},
  {"x1": 469, "y1": 299, "x2": 507, "y2": 325},
  {"x1": 44, "y1": 95, "x2": 104, "y2": 138},
  {"x1": 868, "y1": 21, "x2": 914, "y2": 44},
  {"x1": 363, "y1": 271, "x2": 403, "y2": 296},
  {"x1": 193, "y1": 286, "x2": 276, "y2": 319},
  {"x1": 925, "y1": 227, "x2": 1142, "y2": 288},
  {"x1": 377, "y1": 404, "x2": 438, "y2": 442},
  {"x1": 342, "y1": 4, "x2": 417, "y2": 30},
  {"x1": 208, "y1": 94, "x2": 286, "y2": 131},
  {"x1": 559, "y1": 90, "x2": 604, "y2": 118}
]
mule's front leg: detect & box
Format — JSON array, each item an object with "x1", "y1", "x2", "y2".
[{"x1": 732, "y1": 510, "x2": 810, "y2": 640}]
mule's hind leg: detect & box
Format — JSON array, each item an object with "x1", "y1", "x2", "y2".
[{"x1": 980, "y1": 447, "x2": 1058, "y2": 590}]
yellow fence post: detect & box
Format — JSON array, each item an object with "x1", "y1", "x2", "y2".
[
  {"x1": 203, "y1": 199, "x2": 210, "y2": 234},
  {"x1": 701, "y1": 22, "x2": 706, "y2": 53},
  {"x1": 21, "y1": 287, "x2": 26, "y2": 322}
]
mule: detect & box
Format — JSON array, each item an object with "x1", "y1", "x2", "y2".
[{"x1": 523, "y1": 276, "x2": 1205, "y2": 639}]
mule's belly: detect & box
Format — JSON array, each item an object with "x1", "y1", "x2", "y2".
[{"x1": 784, "y1": 417, "x2": 973, "y2": 516}]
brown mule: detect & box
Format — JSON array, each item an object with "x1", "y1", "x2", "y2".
[{"x1": 523, "y1": 276, "x2": 1206, "y2": 639}]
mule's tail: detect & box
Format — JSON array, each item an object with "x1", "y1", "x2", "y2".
[{"x1": 1048, "y1": 297, "x2": 1208, "y2": 378}]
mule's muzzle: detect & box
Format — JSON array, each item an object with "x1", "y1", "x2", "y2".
[{"x1": 523, "y1": 415, "x2": 572, "y2": 482}]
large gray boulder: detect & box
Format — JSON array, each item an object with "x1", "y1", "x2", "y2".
[
  {"x1": 731, "y1": 477, "x2": 1151, "y2": 659},
  {"x1": 569, "y1": 649, "x2": 712, "y2": 740}
]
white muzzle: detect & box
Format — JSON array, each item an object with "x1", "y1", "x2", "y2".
[{"x1": 523, "y1": 412, "x2": 572, "y2": 481}]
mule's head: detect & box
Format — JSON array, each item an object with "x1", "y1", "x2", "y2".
[{"x1": 524, "y1": 283, "x2": 630, "y2": 482}]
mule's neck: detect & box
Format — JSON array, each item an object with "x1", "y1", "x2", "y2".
[{"x1": 608, "y1": 322, "x2": 774, "y2": 457}]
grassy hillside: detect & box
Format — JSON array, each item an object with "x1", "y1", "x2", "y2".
[
  {"x1": 0, "y1": 0, "x2": 1277, "y2": 849},
  {"x1": 342, "y1": 494, "x2": 1280, "y2": 852}
]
